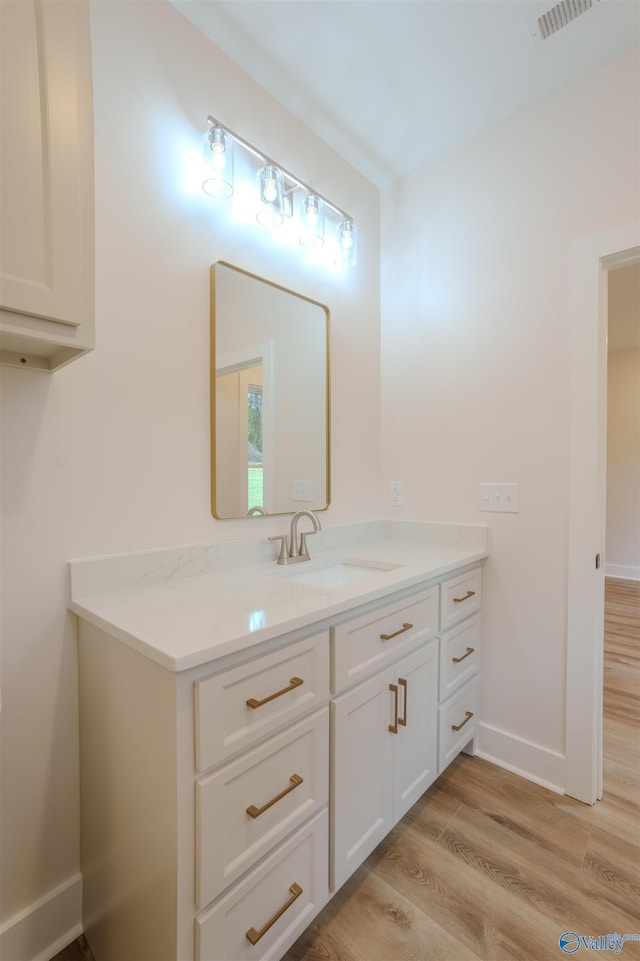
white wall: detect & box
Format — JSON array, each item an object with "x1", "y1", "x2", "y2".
[
  {"x1": 606, "y1": 348, "x2": 640, "y2": 579},
  {"x1": 0, "y1": 1, "x2": 380, "y2": 954},
  {"x1": 380, "y1": 47, "x2": 640, "y2": 789}
]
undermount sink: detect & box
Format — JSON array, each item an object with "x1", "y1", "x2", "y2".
[{"x1": 274, "y1": 558, "x2": 403, "y2": 589}]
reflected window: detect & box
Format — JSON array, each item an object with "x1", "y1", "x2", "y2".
[{"x1": 247, "y1": 385, "x2": 263, "y2": 510}]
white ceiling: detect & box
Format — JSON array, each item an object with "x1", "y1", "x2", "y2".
[{"x1": 171, "y1": 0, "x2": 640, "y2": 187}]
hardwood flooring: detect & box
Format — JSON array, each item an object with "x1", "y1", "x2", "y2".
[
  {"x1": 52, "y1": 578, "x2": 639, "y2": 961},
  {"x1": 283, "y1": 577, "x2": 640, "y2": 961}
]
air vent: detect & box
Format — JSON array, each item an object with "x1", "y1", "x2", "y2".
[{"x1": 537, "y1": 0, "x2": 600, "y2": 39}]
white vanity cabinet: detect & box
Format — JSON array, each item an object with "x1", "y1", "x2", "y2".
[
  {"x1": 77, "y1": 623, "x2": 332, "y2": 961},
  {"x1": 0, "y1": 0, "x2": 94, "y2": 370},
  {"x1": 437, "y1": 567, "x2": 482, "y2": 773},
  {"x1": 75, "y1": 557, "x2": 484, "y2": 961}
]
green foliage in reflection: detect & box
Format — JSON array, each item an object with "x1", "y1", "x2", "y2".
[{"x1": 248, "y1": 390, "x2": 263, "y2": 453}]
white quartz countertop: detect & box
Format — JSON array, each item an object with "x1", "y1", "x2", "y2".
[{"x1": 69, "y1": 520, "x2": 488, "y2": 672}]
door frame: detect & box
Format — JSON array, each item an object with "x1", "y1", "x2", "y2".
[{"x1": 566, "y1": 222, "x2": 640, "y2": 803}]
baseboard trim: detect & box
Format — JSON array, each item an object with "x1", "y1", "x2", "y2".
[
  {"x1": 476, "y1": 721, "x2": 565, "y2": 795},
  {"x1": 605, "y1": 564, "x2": 640, "y2": 581},
  {"x1": 0, "y1": 873, "x2": 82, "y2": 961}
]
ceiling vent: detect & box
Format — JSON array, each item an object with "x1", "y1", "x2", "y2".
[
  {"x1": 525, "y1": 0, "x2": 601, "y2": 46},
  {"x1": 538, "y1": 0, "x2": 599, "y2": 38}
]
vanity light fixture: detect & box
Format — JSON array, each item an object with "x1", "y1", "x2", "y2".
[
  {"x1": 203, "y1": 116, "x2": 357, "y2": 268},
  {"x1": 256, "y1": 164, "x2": 285, "y2": 226},
  {"x1": 202, "y1": 124, "x2": 234, "y2": 199},
  {"x1": 336, "y1": 218, "x2": 357, "y2": 269},
  {"x1": 300, "y1": 193, "x2": 325, "y2": 249}
]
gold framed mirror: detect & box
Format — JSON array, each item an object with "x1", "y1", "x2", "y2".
[{"x1": 211, "y1": 262, "x2": 330, "y2": 519}]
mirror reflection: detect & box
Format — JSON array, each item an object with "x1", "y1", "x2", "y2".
[{"x1": 211, "y1": 262, "x2": 330, "y2": 519}]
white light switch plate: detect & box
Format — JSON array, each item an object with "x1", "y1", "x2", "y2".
[
  {"x1": 479, "y1": 483, "x2": 519, "y2": 513},
  {"x1": 293, "y1": 480, "x2": 315, "y2": 502}
]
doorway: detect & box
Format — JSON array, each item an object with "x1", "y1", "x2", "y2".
[
  {"x1": 606, "y1": 263, "x2": 640, "y2": 582},
  {"x1": 566, "y1": 225, "x2": 640, "y2": 804}
]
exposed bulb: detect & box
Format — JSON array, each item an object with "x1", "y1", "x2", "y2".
[
  {"x1": 263, "y1": 179, "x2": 277, "y2": 203},
  {"x1": 340, "y1": 221, "x2": 354, "y2": 248},
  {"x1": 209, "y1": 126, "x2": 226, "y2": 154},
  {"x1": 300, "y1": 194, "x2": 325, "y2": 249},
  {"x1": 257, "y1": 165, "x2": 285, "y2": 226},
  {"x1": 335, "y1": 219, "x2": 357, "y2": 268},
  {"x1": 203, "y1": 125, "x2": 234, "y2": 199}
]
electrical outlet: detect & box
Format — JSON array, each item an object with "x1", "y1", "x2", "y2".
[
  {"x1": 293, "y1": 480, "x2": 315, "y2": 502},
  {"x1": 390, "y1": 481, "x2": 404, "y2": 506},
  {"x1": 478, "y1": 483, "x2": 519, "y2": 513}
]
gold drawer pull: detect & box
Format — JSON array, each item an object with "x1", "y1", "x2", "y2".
[
  {"x1": 389, "y1": 683, "x2": 399, "y2": 734},
  {"x1": 246, "y1": 774, "x2": 304, "y2": 819},
  {"x1": 380, "y1": 622, "x2": 413, "y2": 641},
  {"x1": 453, "y1": 590, "x2": 475, "y2": 604},
  {"x1": 452, "y1": 646, "x2": 475, "y2": 664},
  {"x1": 246, "y1": 882, "x2": 303, "y2": 945},
  {"x1": 451, "y1": 711, "x2": 474, "y2": 732},
  {"x1": 246, "y1": 677, "x2": 303, "y2": 709},
  {"x1": 398, "y1": 677, "x2": 408, "y2": 727}
]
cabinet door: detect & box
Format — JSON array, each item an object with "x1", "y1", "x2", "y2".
[
  {"x1": 0, "y1": 0, "x2": 94, "y2": 369},
  {"x1": 330, "y1": 671, "x2": 394, "y2": 892},
  {"x1": 391, "y1": 640, "x2": 438, "y2": 822}
]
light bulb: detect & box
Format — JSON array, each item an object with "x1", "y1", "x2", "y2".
[
  {"x1": 300, "y1": 194, "x2": 325, "y2": 249},
  {"x1": 257, "y1": 165, "x2": 285, "y2": 226},
  {"x1": 335, "y1": 219, "x2": 357, "y2": 268},
  {"x1": 209, "y1": 127, "x2": 226, "y2": 153},
  {"x1": 340, "y1": 221, "x2": 354, "y2": 248},
  {"x1": 202, "y1": 125, "x2": 234, "y2": 199}
]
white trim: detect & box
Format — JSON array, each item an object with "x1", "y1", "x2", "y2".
[
  {"x1": 605, "y1": 564, "x2": 640, "y2": 581},
  {"x1": 566, "y1": 224, "x2": 640, "y2": 804},
  {"x1": 476, "y1": 721, "x2": 565, "y2": 795},
  {"x1": 0, "y1": 873, "x2": 82, "y2": 961}
]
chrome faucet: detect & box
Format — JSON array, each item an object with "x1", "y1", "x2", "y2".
[
  {"x1": 247, "y1": 505, "x2": 268, "y2": 515},
  {"x1": 269, "y1": 510, "x2": 321, "y2": 565}
]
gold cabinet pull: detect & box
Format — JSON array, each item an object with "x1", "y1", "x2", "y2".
[
  {"x1": 246, "y1": 882, "x2": 303, "y2": 945},
  {"x1": 246, "y1": 774, "x2": 303, "y2": 819},
  {"x1": 246, "y1": 677, "x2": 303, "y2": 709},
  {"x1": 398, "y1": 677, "x2": 408, "y2": 727},
  {"x1": 452, "y1": 646, "x2": 475, "y2": 664},
  {"x1": 451, "y1": 711, "x2": 474, "y2": 732},
  {"x1": 453, "y1": 590, "x2": 475, "y2": 604},
  {"x1": 389, "y1": 683, "x2": 399, "y2": 734},
  {"x1": 380, "y1": 622, "x2": 413, "y2": 641}
]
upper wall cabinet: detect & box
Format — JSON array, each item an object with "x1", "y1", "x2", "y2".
[{"x1": 0, "y1": 0, "x2": 94, "y2": 372}]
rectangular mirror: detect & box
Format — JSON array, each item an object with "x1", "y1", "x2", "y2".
[{"x1": 211, "y1": 262, "x2": 330, "y2": 519}]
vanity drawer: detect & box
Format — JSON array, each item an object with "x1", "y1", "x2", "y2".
[
  {"x1": 195, "y1": 632, "x2": 330, "y2": 772},
  {"x1": 439, "y1": 567, "x2": 482, "y2": 632},
  {"x1": 196, "y1": 708, "x2": 329, "y2": 907},
  {"x1": 196, "y1": 809, "x2": 329, "y2": 961},
  {"x1": 439, "y1": 614, "x2": 481, "y2": 701},
  {"x1": 438, "y1": 676, "x2": 479, "y2": 774},
  {"x1": 331, "y1": 587, "x2": 438, "y2": 693}
]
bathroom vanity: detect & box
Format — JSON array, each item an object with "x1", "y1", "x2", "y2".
[{"x1": 69, "y1": 520, "x2": 487, "y2": 961}]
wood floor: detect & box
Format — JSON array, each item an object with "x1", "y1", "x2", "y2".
[{"x1": 53, "y1": 578, "x2": 639, "y2": 961}]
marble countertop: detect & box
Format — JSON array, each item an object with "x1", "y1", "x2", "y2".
[{"x1": 68, "y1": 519, "x2": 489, "y2": 672}]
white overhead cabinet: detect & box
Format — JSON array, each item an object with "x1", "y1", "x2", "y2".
[{"x1": 0, "y1": 0, "x2": 94, "y2": 371}]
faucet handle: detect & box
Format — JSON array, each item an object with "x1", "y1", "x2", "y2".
[{"x1": 268, "y1": 534, "x2": 289, "y2": 565}]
